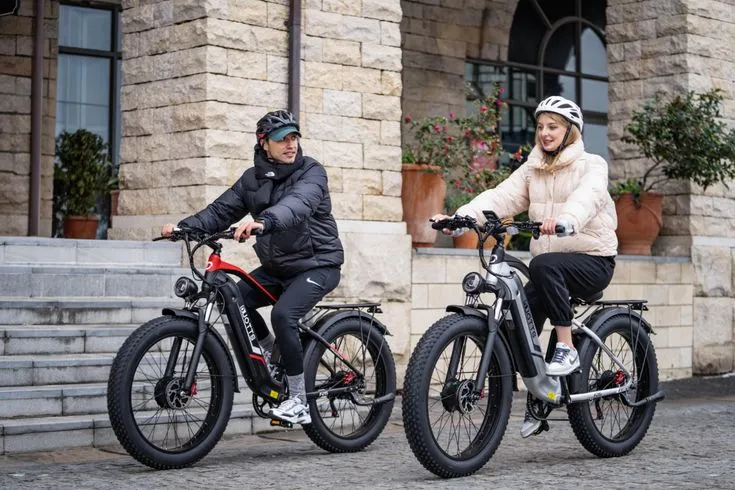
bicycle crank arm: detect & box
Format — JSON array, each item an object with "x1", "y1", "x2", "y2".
[
  {"x1": 623, "y1": 390, "x2": 666, "y2": 407},
  {"x1": 350, "y1": 392, "x2": 396, "y2": 407}
]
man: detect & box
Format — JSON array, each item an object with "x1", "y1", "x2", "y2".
[{"x1": 161, "y1": 110, "x2": 343, "y2": 425}]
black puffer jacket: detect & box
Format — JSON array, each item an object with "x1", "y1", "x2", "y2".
[{"x1": 179, "y1": 148, "x2": 344, "y2": 278}]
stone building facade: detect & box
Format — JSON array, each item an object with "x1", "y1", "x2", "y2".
[{"x1": 1, "y1": 0, "x2": 733, "y2": 376}]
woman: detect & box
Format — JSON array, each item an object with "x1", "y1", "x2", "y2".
[{"x1": 434, "y1": 95, "x2": 618, "y2": 438}]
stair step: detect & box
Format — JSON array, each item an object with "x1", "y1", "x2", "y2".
[
  {"x1": 0, "y1": 407, "x2": 272, "y2": 454},
  {"x1": 0, "y1": 353, "x2": 116, "y2": 386},
  {"x1": 0, "y1": 297, "x2": 182, "y2": 325},
  {"x1": 0, "y1": 325, "x2": 138, "y2": 355},
  {"x1": 0, "y1": 382, "x2": 257, "y2": 418},
  {"x1": 0, "y1": 264, "x2": 192, "y2": 298},
  {"x1": 0, "y1": 237, "x2": 183, "y2": 267}
]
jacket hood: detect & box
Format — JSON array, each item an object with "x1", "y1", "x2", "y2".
[{"x1": 526, "y1": 139, "x2": 585, "y2": 171}]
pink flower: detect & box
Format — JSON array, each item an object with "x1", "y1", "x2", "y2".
[
  {"x1": 404, "y1": 115, "x2": 412, "y2": 123},
  {"x1": 433, "y1": 124, "x2": 441, "y2": 132},
  {"x1": 480, "y1": 106, "x2": 488, "y2": 113},
  {"x1": 449, "y1": 112, "x2": 455, "y2": 120},
  {"x1": 447, "y1": 136, "x2": 453, "y2": 142},
  {"x1": 496, "y1": 99, "x2": 503, "y2": 107},
  {"x1": 464, "y1": 129, "x2": 471, "y2": 136},
  {"x1": 498, "y1": 87, "x2": 505, "y2": 94}
]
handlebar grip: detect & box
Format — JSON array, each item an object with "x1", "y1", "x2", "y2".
[{"x1": 555, "y1": 220, "x2": 575, "y2": 237}]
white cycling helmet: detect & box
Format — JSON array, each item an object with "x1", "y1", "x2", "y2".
[{"x1": 535, "y1": 96, "x2": 583, "y2": 131}]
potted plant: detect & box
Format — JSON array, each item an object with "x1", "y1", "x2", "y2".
[
  {"x1": 53, "y1": 129, "x2": 117, "y2": 239},
  {"x1": 402, "y1": 83, "x2": 508, "y2": 247},
  {"x1": 446, "y1": 145, "x2": 531, "y2": 250},
  {"x1": 611, "y1": 89, "x2": 735, "y2": 255}
]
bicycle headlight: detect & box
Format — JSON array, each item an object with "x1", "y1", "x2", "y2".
[
  {"x1": 462, "y1": 272, "x2": 485, "y2": 294},
  {"x1": 174, "y1": 276, "x2": 198, "y2": 298}
]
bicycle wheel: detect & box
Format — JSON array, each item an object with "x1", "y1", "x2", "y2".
[
  {"x1": 107, "y1": 316, "x2": 235, "y2": 469},
  {"x1": 567, "y1": 314, "x2": 659, "y2": 457},
  {"x1": 402, "y1": 314, "x2": 513, "y2": 478},
  {"x1": 302, "y1": 317, "x2": 396, "y2": 452}
]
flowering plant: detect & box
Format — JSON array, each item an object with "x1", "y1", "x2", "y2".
[{"x1": 402, "y1": 83, "x2": 508, "y2": 176}]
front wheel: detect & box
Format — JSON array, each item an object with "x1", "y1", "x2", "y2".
[
  {"x1": 402, "y1": 314, "x2": 514, "y2": 478},
  {"x1": 107, "y1": 316, "x2": 235, "y2": 469},
  {"x1": 567, "y1": 314, "x2": 659, "y2": 457},
  {"x1": 302, "y1": 317, "x2": 396, "y2": 453}
]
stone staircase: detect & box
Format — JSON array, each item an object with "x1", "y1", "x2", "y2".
[{"x1": 0, "y1": 237, "x2": 269, "y2": 454}]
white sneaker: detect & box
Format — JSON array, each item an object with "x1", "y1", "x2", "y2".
[
  {"x1": 269, "y1": 397, "x2": 311, "y2": 425},
  {"x1": 546, "y1": 342, "x2": 580, "y2": 376}
]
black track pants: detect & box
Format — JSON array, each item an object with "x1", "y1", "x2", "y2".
[
  {"x1": 524, "y1": 252, "x2": 615, "y2": 331},
  {"x1": 237, "y1": 266, "x2": 341, "y2": 376}
]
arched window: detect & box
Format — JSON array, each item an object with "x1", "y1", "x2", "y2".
[{"x1": 467, "y1": 0, "x2": 608, "y2": 161}]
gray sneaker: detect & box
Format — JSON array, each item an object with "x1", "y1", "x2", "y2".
[
  {"x1": 520, "y1": 409, "x2": 542, "y2": 438},
  {"x1": 546, "y1": 342, "x2": 580, "y2": 376}
]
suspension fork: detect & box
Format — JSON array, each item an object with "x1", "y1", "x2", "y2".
[
  {"x1": 181, "y1": 297, "x2": 216, "y2": 392},
  {"x1": 473, "y1": 301, "x2": 504, "y2": 389}
]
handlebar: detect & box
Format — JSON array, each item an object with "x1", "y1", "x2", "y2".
[
  {"x1": 153, "y1": 226, "x2": 263, "y2": 244},
  {"x1": 430, "y1": 214, "x2": 574, "y2": 239}
]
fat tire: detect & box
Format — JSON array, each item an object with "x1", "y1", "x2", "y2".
[
  {"x1": 567, "y1": 314, "x2": 659, "y2": 457},
  {"x1": 107, "y1": 316, "x2": 235, "y2": 469},
  {"x1": 402, "y1": 314, "x2": 513, "y2": 478},
  {"x1": 302, "y1": 317, "x2": 396, "y2": 453}
]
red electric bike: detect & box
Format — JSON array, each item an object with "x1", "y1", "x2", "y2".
[{"x1": 107, "y1": 227, "x2": 396, "y2": 469}]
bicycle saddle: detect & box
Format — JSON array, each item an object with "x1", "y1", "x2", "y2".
[{"x1": 570, "y1": 291, "x2": 603, "y2": 306}]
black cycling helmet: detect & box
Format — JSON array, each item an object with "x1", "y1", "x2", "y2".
[{"x1": 256, "y1": 110, "x2": 301, "y2": 142}]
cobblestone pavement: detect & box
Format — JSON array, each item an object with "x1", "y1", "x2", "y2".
[{"x1": 1, "y1": 378, "x2": 734, "y2": 490}]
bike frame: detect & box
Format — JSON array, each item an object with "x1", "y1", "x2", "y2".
[{"x1": 166, "y1": 234, "x2": 378, "y2": 406}]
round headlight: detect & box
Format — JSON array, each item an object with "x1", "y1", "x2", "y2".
[
  {"x1": 174, "y1": 276, "x2": 198, "y2": 298},
  {"x1": 462, "y1": 272, "x2": 485, "y2": 294}
]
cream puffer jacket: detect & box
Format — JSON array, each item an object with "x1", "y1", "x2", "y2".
[{"x1": 456, "y1": 139, "x2": 618, "y2": 257}]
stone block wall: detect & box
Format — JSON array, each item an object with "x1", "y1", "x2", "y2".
[
  {"x1": 0, "y1": 0, "x2": 57, "y2": 236},
  {"x1": 411, "y1": 250, "x2": 694, "y2": 381},
  {"x1": 400, "y1": 0, "x2": 518, "y2": 127},
  {"x1": 606, "y1": 0, "x2": 735, "y2": 374}
]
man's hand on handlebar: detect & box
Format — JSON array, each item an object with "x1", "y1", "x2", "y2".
[
  {"x1": 161, "y1": 223, "x2": 176, "y2": 238},
  {"x1": 233, "y1": 221, "x2": 264, "y2": 242}
]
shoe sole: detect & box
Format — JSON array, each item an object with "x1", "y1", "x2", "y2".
[{"x1": 269, "y1": 412, "x2": 312, "y2": 425}]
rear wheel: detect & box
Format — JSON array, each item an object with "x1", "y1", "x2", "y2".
[
  {"x1": 107, "y1": 316, "x2": 235, "y2": 469},
  {"x1": 302, "y1": 317, "x2": 396, "y2": 453},
  {"x1": 567, "y1": 314, "x2": 659, "y2": 457},
  {"x1": 402, "y1": 314, "x2": 513, "y2": 478}
]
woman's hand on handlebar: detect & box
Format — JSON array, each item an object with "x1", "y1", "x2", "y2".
[
  {"x1": 233, "y1": 221, "x2": 264, "y2": 242},
  {"x1": 430, "y1": 214, "x2": 454, "y2": 235},
  {"x1": 539, "y1": 217, "x2": 557, "y2": 236}
]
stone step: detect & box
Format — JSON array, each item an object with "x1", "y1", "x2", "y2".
[
  {"x1": 0, "y1": 382, "x2": 257, "y2": 419},
  {"x1": 0, "y1": 236, "x2": 183, "y2": 267},
  {"x1": 0, "y1": 407, "x2": 275, "y2": 454},
  {"x1": 0, "y1": 353, "x2": 117, "y2": 387},
  {"x1": 0, "y1": 264, "x2": 193, "y2": 298},
  {"x1": 0, "y1": 324, "x2": 138, "y2": 355},
  {"x1": 0, "y1": 297, "x2": 183, "y2": 325}
]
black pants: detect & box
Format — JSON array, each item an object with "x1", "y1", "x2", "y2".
[
  {"x1": 237, "y1": 266, "x2": 341, "y2": 376},
  {"x1": 524, "y1": 252, "x2": 615, "y2": 331}
]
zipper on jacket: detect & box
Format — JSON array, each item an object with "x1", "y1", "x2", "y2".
[{"x1": 548, "y1": 170, "x2": 556, "y2": 253}]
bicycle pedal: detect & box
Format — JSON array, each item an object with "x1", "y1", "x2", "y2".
[
  {"x1": 270, "y1": 419, "x2": 293, "y2": 429},
  {"x1": 536, "y1": 420, "x2": 550, "y2": 434}
]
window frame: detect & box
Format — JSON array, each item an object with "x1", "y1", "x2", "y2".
[
  {"x1": 57, "y1": 0, "x2": 122, "y2": 164},
  {"x1": 466, "y1": 0, "x2": 608, "y2": 153}
]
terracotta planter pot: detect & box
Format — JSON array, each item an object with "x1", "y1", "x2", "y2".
[
  {"x1": 453, "y1": 232, "x2": 497, "y2": 249},
  {"x1": 63, "y1": 215, "x2": 98, "y2": 239},
  {"x1": 614, "y1": 192, "x2": 663, "y2": 255},
  {"x1": 401, "y1": 164, "x2": 447, "y2": 248}
]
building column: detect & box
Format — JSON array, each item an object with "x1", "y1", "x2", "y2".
[{"x1": 607, "y1": 0, "x2": 735, "y2": 374}]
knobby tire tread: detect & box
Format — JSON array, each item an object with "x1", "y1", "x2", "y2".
[
  {"x1": 302, "y1": 318, "x2": 396, "y2": 453},
  {"x1": 107, "y1": 316, "x2": 234, "y2": 469},
  {"x1": 567, "y1": 316, "x2": 659, "y2": 458},
  {"x1": 402, "y1": 314, "x2": 512, "y2": 478}
]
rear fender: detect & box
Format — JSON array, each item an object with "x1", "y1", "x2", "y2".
[{"x1": 162, "y1": 308, "x2": 240, "y2": 392}]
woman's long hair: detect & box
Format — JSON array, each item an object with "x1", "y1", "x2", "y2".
[{"x1": 535, "y1": 112, "x2": 582, "y2": 170}]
